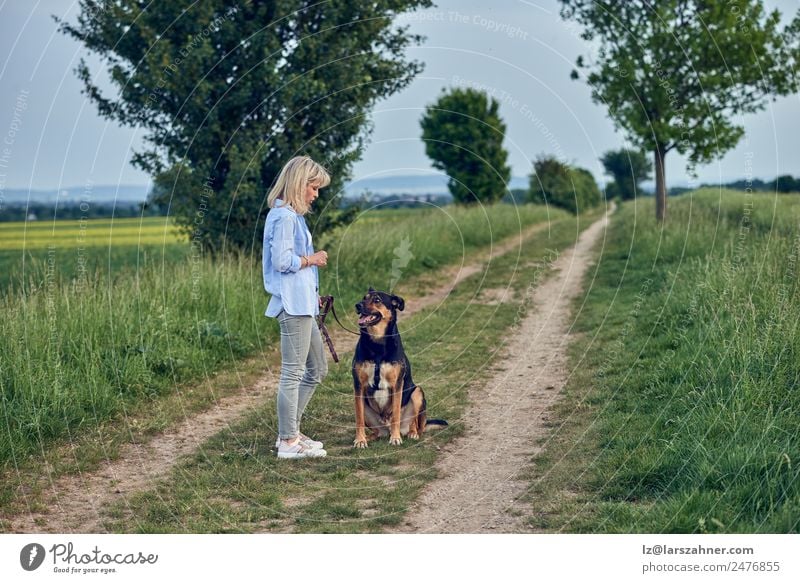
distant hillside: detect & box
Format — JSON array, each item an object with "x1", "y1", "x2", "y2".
[
  {"x1": 1, "y1": 175, "x2": 531, "y2": 207},
  {"x1": 667, "y1": 175, "x2": 800, "y2": 196},
  {"x1": 4, "y1": 173, "x2": 792, "y2": 212},
  {"x1": 343, "y1": 174, "x2": 529, "y2": 197},
  {"x1": 1, "y1": 184, "x2": 151, "y2": 206}
]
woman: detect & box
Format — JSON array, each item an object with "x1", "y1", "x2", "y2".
[{"x1": 263, "y1": 155, "x2": 331, "y2": 459}]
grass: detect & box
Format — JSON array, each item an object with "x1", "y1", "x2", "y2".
[
  {"x1": 521, "y1": 189, "x2": 800, "y2": 533},
  {"x1": 98, "y1": 207, "x2": 601, "y2": 533},
  {"x1": 317, "y1": 202, "x2": 563, "y2": 294},
  {"x1": 0, "y1": 202, "x2": 565, "y2": 508}
]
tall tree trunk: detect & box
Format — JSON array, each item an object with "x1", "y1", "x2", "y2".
[{"x1": 654, "y1": 146, "x2": 667, "y2": 222}]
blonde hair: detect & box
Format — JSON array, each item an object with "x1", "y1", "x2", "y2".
[{"x1": 267, "y1": 155, "x2": 331, "y2": 215}]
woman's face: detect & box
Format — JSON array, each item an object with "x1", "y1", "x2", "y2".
[{"x1": 305, "y1": 181, "x2": 321, "y2": 206}]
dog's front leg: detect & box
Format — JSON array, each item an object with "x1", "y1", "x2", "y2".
[
  {"x1": 389, "y1": 369, "x2": 403, "y2": 446},
  {"x1": 353, "y1": 363, "x2": 373, "y2": 448},
  {"x1": 354, "y1": 390, "x2": 369, "y2": 448}
]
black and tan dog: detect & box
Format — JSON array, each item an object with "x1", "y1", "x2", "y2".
[{"x1": 352, "y1": 288, "x2": 447, "y2": 448}]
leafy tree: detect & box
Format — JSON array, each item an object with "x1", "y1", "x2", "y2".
[
  {"x1": 601, "y1": 148, "x2": 653, "y2": 200},
  {"x1": 57, "y1": 0, "x2": 432, "y2": 255},
  {"x1": 420, "y1": 88, "x2": 511, "y2": 204},
  {"x1": 769, "y1": 174, "x2": 800, "y2": 193},
  {"x1": 560, "y1": 0, "x2": 800, "y2": 221},
  {"x1": 530, "y1": 156, "x2": 572, "y2": 207},
  {"x1": 573, "y1": 167, "x2": 603, "y2": 208},
  {"x1": 529, "y1": 155, "x2": 602, "y2": 214}
]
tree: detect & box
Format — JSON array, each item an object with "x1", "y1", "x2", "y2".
[
  {"x1": 420, "y1": 88, "x2": 511, "y2": 204},
  {"x1": 560, "y1": 0, "x2": 800, "y2": 221},
  {"x1": 58, "y1": 0, "x2": 432, "y2": 255},
  {"x1": 529, "y1": 155, "x2": 602, "y2": 214},
  {"x1": 601, "y1": 148, "x2": 653, "y2": 200},
  {"x1": 530, "y1": 156, "x2": 571, "y2": 209},
  {"x1": 573, "y1": 167, "x2": 603, "y2": 209},
  {"x1": 769, "y1": 174, "x2": 800, "y2": 193}
]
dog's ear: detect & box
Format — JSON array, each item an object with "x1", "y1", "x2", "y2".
[
  {"x1": 391, "y1": 295, "x2": 405, "y2": 311},
  {"x1": 368, "y1": 286, "x2": 376, "y2": 294}
]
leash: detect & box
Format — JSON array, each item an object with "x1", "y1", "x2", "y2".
[
  {"x1": 327, "y1": 297, "x2": 361, "y2": 336},
  {"x1": 316, "y1": 295, "x2": 339, "y2": 363},
  {"x1": 317, "y1": 295, "x2": 360, "y2": 364}
]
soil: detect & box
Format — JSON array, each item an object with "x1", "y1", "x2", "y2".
[{"x1": 395, "y1": 209, "x2": 610, "y2": 533}]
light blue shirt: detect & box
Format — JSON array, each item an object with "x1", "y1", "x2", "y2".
[{"x1": 262, "y1": 199, "x2": 319, "y2": 317}]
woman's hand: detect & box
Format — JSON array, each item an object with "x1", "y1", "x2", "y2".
[{"x1": 307, "y1": 250, "x2": 328, "y2": 267}]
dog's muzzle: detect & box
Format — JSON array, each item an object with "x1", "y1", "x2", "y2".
[{"x1": 355, "y1": 302, "x2": 382, "y2": 327}]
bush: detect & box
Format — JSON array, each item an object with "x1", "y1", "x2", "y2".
[{"x1": 528, "y1": 155, "x2": 602, "y2": 213}]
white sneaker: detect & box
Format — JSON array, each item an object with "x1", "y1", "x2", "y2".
[
  {"x1": 275, "y1": 433, "x2": 324, "y2": 450},
  {"x1": 276, "y1": 438, "x2": 327, "y2": 459},
  {"x1": 298, "y1": 433, "x2": 324, "y2": 450}
]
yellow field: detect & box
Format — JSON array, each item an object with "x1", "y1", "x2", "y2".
[{"x1": 0, "y1": 217, "x2": 184, "y2": 250}]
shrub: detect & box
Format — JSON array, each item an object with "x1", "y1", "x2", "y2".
[{"x1": 529, "y1": 155, "x2": 602, "y2": 213}]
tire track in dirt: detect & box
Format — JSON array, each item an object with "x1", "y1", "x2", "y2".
[
  {"x1": 4, "y1": 219, "x2": 550, "y2": 533},
  {"x1": 395, "y1": 208, "x2": 611, "y2": 533}
]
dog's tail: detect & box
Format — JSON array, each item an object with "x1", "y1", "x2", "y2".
[
  {"x1": 425, "y1": 418, "x2": 448, "y2": 430},
  {"x1": 420, "y1": 394, "x2": 447, "y2": 430}
]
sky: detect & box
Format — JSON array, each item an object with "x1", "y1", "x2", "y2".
[{"x1": 0, "y1": 0, "x2": 798, "y2": 193}]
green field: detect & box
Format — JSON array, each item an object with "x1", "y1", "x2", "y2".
[
  {"x1": 96, "y1": 208, "x2": 599, "y2": 533},
  {"x1": 525, "y1": 189, "x2": 800, "y2": 533},
  {"x1": 4, "y1": 191, "x2": 798, "y2": 533},
  {"x1": 0, "y1": 202, "x2": 561, "y2": 483}
]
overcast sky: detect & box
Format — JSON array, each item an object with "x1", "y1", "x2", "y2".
[{"x1": 0, "y1": 0, "x2": 798, "y2": 192}]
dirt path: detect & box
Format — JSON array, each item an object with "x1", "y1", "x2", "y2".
[
  {"x1": 5, "y1": 219, "x2": 550, "y2": 533},
  {"x1": 396, "y1": 209, "x2": 611, "y2": 533}
]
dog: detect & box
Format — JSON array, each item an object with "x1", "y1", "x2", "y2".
[{"x1": 352, "y1": 288, "x2": 447, "y2": 448}]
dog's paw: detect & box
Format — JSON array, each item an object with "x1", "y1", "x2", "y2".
[
  {"x1": 408, "y1": 432, "x2": 420, "y2": 440},
  {"x1": 389, "y1": 436, "x2": 403, "y2": 446},
  {"x1": 353, "y1": 438, "x2": 369, "y2": 449}
]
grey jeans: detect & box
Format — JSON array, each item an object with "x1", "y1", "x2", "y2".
[{"x1": 276, "y1": 309, "x2": 328, "y2": 439}]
